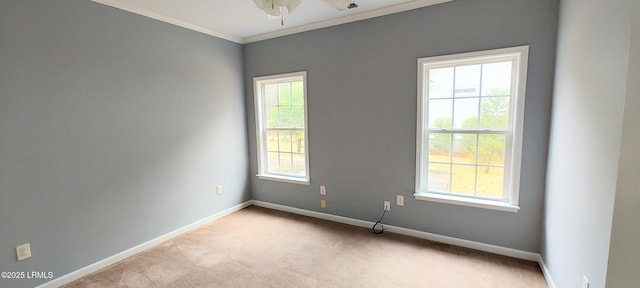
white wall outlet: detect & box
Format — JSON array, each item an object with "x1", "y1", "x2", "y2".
[
  {"x1": 582, "y1": 275, "x2": 590, "y2": 288},
  {"x1": 16, "y1": 243, "x2": 31, "y2": 261},
  {"x1": 320, "y1": 185, "x2": 326, "y2": 195},
  {"x1": 383, "y1": 201, "x2": 391, "y2": 211},
  {"x1": 216, "y1": 184, "x2": 222, "y2": 195},
  {"x1": 320, "y1": 199, "x2": 326, "y2": 208},
  {"x1": 397, "y1": 195, "x2": 404, "y2": 206}
]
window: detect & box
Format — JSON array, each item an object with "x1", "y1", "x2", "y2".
[
  {"x1": 254, "y1": 71, "x2": 309, "y2": 185},
  {"x1": 415, "y1": 46, "x2": 528, "y2": 212}
]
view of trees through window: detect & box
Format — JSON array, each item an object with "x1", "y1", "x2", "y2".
[
  {"x1": 426, "y1": 62, "x2": 513, "y2": 199},
  {"x1": 263, "y1": 80, "x2": 307, "y2": 177}
]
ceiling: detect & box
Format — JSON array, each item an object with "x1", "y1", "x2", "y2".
[{"x1": 92, "y1": 0, "x2": 451, "y2": 43}]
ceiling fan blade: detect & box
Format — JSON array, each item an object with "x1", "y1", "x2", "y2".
[
  {"x1": 285, "y1": 0, "x2": 302, "y2": 13},
  {"x1": 321, "y1": 0, "x2": 351, "y2": 10},
  {"x1": 253, "y1": 0, "x2": 281, "y2": 16},
  {"x1": 253, "y1": 0, "x2": 266, "y2": 9}
]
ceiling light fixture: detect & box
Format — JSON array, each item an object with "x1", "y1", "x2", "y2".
[{"x1": 253, "y1": 0, "x2": 358, "y2": 25}]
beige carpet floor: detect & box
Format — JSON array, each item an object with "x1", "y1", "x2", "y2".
[{"x1": 63, "y1": 206, "x2": 547, "y2": 288}]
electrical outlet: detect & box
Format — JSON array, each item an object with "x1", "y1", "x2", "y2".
[
  {"x1": 216, "y1": 184, "x2": 222, "y2": 195},
  {"x1": 16, "y1": 243, "x2": 31, "y2": 261},
  {"x1": 397, "y1": 195, "x2": 404, "y2": 206},
  {"x1": 384, "y1": 201, "x2": 391, "y2": 211},
  {"x1": 582, "y1": 275, "x2": 589, "y2": 288},
  {"x1": 320, "y1": 199, "x2": 326, "y2": 208},
  {"x1": 320, "y1": 185, "x2": 326, "y2": 195}
]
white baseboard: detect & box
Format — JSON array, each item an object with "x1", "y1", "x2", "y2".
[
  {"x1": 37, "y1": 199, "x2": 556, "y2": 288},
  {"x1": 537, "y1": 255, "x2": 557, "y2": 288},
  {"x1": 251, "y1": 200, "x2": 554, "y2": 286},
  {"x1": 251, "y1": 200, "x2": 376, "y2": 229},
  {"x1": 36, "y1": 201, "x2": 252, "y2": 288}
]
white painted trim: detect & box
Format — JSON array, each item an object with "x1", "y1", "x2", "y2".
[
  {"x1": 243, "y1": 0, "x2": 452, "y2": 43},
  {"x1": 537, "y1": 255, "x2": 557, "y2": 288},
  {"x1": 250, "y1": 200, "x2": 534, "y2": 260},
  {"x1": 257, "y1": 174, "x2": 311, "y2": 185},
  {"x1": 415, "y1": 46, "x2": 529, "y2": 212},
  {"x1": 92, "y1": 0, "x2": 452, "y2": 44},
  {"x1": 36, "y1": 200, "x2": 555, "y2": 288},
  {"x1": 90, "y1": 0, "x2": 243, "y2": 43},
  {"x1": 251, "y1": 200, "x2": 375, "y2": 228},
  {"x1": 414, "y1": 193, "x2": 520, "y2": 213},
  {"x1": 35, "y1": 201, "x2": 252, "y2": 288},
  {"x1": 253, "y1": 71, "x2": 310, "y2": 183}
]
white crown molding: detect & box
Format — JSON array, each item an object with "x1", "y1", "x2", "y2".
[
  {"x1": 91, "y1": 0, "x2": 243, "y2": 43},
  {"x1": 92, "y1": 0, "x2": 452, "y2": 44},
  {"x1": 243, "y1": 0, "x2": 453, "y2": 43}
]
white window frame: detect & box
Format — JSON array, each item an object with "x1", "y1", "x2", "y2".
[
  {"x1": 415, "y1": 46, "x2": 529, "y2": 212},
  {"x1": 254, "y1": 71, "x2": 310, "y2": 185}
]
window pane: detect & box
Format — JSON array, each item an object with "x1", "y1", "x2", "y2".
[
  {"x1": 278, "y1": 105, "x2": 293, "y2": 128},
  {"x1": 478, "y1": 134, "x2": 505, "y2": 166},
  {"x1": 428, "y1": 99, "x2": 452, "y2": 129},
  {"x1": 266, "y1": 106, "x2": 278, "y2": 129},
  {"x1": 481, "y1": 61, "x2": 512, "y2": 96},
  {"x1": 451, "y1": 165, "x2": 476, "y2": 195},
  {"x1": 265, "y1": 84, "x2": 278, "y2": 106},
  {"x1": 267, "y1": 152, "x2": 280, "y2": 174},
  {"x1": 428, "y1": 67, "x2": 454, "y2": 99},
  {"x1": 293, "y1": 153, "x2": 306, "y2": 177},
  {"x1": 293, "y1": 105, "x2": 304, "y2": 128},
  {"x1": 278, "y1": 82, "x2": 292, "y2": 104},
  {"x1": 480, "y1": 97, "x2": 510, "y2": 129},
  {"x1": 293, "y1": 131, "x2": 305, "y2": 153},
  {"x1": 428, "y1": 163, "x2": 450, "y2": 192},
  {"x1": 428, "y1": 133, "x2": 451, "y2": 159},
  {"x1": 255, "y1": 72, "x2": 308, "y2": 181},
  {"x1": 278, "y1": 131, "x2": 292, "y2": 153},
  {"x1": 453, "y1": 98, "x2": 479, "y2": 129},
  {"x1": 477, "y1": 167, "x2": 504, "y2": 199},
  {"x1": 417, "y1": 46, "x2": 527, "y2": 208},
  {"x1": 279, "y1": 153, "x2": 293, "y2": 174},
  {"x1": 291, "y1": 81, "x2": 304, "y2": 105},
  {"x1": 453, "y1": 134, "x2": 476, "y2": 164},
  {"x1": 455, "y1": 65, "x2": 480, "y2": 97},
  {"x1": 266, "y1": 130, "x2": 278, "y2": 151}
]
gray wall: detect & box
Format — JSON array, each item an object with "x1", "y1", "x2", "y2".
[
  {"x1": 606, "y1": 1, "x2": 640, "y2": 287},
  {"x1": 244, "y1": 0, "x2": 558, "y2": 252},
  {"x1": 542, "y1": 0, "x2": 635, "y2": 287},
  {"x1": 0, "y1": 1, "x2": 249, "y2": 287}
]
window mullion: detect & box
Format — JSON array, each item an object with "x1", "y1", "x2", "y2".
[
  {"x1": 449, "y1": 66, "x2": 456, "y2": 193},
  {"x1": 474, "y1": 60, "x2": 482, "y2": 198},
  {"x1": 262, "y1": 86, "x2": 270, "y2": 173},
  {"x1": 426, "y1": 129, "x2": 509, "y2": 135},
  {"x1": 474, "y1": 134, "x2": 479, "y2": 196}
]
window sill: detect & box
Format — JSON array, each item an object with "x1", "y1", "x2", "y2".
[
  {"x1": 257, "y1": 174, "x2": 310, "y2": 185},
  {"x1": 413, "y1": 192, "x2": 519, "y2": 213}
]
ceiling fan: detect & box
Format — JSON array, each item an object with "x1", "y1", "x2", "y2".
[{"x1": 253, "y1": 0, "x2": 358, "y2": 23}]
